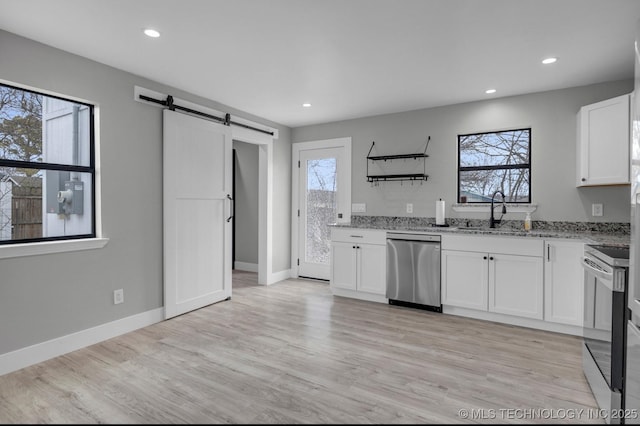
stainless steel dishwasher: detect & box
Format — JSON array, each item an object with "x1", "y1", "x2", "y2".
[{"x1": 386, "y1": 232, "x2": 442, "y2": 312}]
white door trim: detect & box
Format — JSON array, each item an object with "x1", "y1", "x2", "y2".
[
  {"x1": 233, "y1": 130, "x2": 275, "y2": 285},
  {"x1": 136, "y1": 86, "x2": 278, "y2": 286},
  {"x1": 291, "y1": 137, "x2": 352, "y2": 279}
]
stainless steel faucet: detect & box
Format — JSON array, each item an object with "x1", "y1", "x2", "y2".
[{"x1": 490, "y1": 190, "x2": 507, "y2": 228}]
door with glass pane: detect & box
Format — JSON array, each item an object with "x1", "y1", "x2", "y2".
[{"x1": 298, "y1": 147, "x2": 346, "y2": 280}]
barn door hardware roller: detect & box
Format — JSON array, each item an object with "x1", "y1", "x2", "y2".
[{"x1": 138, "y1": 94, "x2": 274, "y2": 136}]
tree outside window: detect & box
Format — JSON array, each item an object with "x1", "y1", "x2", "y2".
[
  {"x1": 0, "y1": 83, "x2": 95, "y2": 244},
  {"x1": 305, "y1": 158, "x2": 337, "y2": 264},
  {"x1": 458, "y1": 128, "x2": 531, "y2": 203}
]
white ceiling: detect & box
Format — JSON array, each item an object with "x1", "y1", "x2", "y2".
[{"x1": 1, "y1": 0, "x2": 640, "y2": 128}]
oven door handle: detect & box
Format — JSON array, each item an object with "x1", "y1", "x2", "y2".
[{"x1": 582, "y1": 257, "x2": 617, "y2": 291}]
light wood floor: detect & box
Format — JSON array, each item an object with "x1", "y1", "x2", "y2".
[{"x1": 0, "y1": 271, "x2": 600, "y2": 424}]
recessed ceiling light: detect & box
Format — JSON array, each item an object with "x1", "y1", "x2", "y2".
[
  {"x1": 542, "y1": 57, "x2": 557, "y2": 64},
  {"x1": 302, "y1": 103, "x2": 312, "y2": 108},
  {"x1": 485, "y1": 89, "x2": 497, "y2": 94},
  {"x1": 144, "y1": 28, "x2": 160, "y2": 38}
]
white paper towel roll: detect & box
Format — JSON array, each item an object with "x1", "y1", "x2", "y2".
[{"x1": 435, "y1": 199, "x2": 446, "y2": 225}]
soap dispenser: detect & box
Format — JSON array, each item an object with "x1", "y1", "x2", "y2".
[{"x1": 524, "y1": 212, "x2": 532, "y2": 231}]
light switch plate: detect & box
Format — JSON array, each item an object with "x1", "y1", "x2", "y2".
[
  {"x1": 592, "y1": 203, "x2": 603, "y2": 217},
  {"x1": 352, "y1": 203, "x2": 366, "y2": 213}
]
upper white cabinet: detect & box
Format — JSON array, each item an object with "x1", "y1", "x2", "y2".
[{"x1": 576, "y1": 93, "x2": 631, "y2": 187}]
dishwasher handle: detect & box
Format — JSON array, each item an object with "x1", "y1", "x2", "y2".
[{"x1": 387, "y1": 232, "x2": 441, "y2": 242}]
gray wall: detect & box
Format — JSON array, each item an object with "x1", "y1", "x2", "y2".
[
  {"x1": 233, "y1": 141, "x2": 259, "y2": 265},
  {"x1": 0, "y1": 30, "x2": 291, "y2": 356},
  {"x1": 292, "y1": 80, "x2": 633, "y2": 223}
]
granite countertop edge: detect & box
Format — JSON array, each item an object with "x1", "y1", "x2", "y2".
[{"x1": 329, "y1": 222, "x2": 630, "y2": 247}]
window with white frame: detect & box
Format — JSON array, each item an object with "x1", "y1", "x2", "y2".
[
  {"x1": 0, "y1": 83, "x2": 95, "y2": 244},
  {"x1": 457, "y1": 128, "x2": 531, "y2": 203}
]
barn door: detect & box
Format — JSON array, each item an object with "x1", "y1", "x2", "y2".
[{"x1": 163, "y1": 110, "x2": 232, "y2": 319}]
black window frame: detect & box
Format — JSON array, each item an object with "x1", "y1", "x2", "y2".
[
  {"x1": 0, "y1": 82, "x2": 96, "y2": 245},
  {"x1": 457, "y1": 127, "x2": 532, "y2": 203}
]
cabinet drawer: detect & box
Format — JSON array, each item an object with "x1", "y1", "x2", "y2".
[
  {"x1": 330, "y1": 228, "x2": 387, "y2": 245},
  {"x1": 442, "y1": 234, "x2": 543, "y2": 257}
]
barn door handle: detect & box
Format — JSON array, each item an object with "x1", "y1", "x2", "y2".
[{"x1": 226, "y1": 194, "x2": 234, "y2": 222}]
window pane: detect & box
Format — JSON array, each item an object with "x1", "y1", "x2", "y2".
[
  {"x1": 305, "y1": 158, "x2": 337, "y2": 265},
  {"x1": 459, "y1": 129, "x2": 530, "y2": 167},
  {"x1": 459, "y1": 168, "x2": 530, "y2": 203},
  {"x1": 0, "y1": 85, "x2": 91, "y2": 167},
  {"x1": 0, "y1": 167, "x2": 93, "y2": 242}
]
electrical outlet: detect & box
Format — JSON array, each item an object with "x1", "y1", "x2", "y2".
[
  {"x1": 592, "y1": 203, "x2": 603, "y2": 217},
  {"x1": 352, "y1": 203, "x2": 366, "y2": 213},
  {"x1": 406, "y1": 203, "x2": 413, "y2": 214},
  {"x1": 113, "y1": 289, "x2": 124, "y2": 305}
]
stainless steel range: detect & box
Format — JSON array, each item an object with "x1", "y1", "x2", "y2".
[{"x1": 582, "y1": 244, "x2": 629, "y2": 424}]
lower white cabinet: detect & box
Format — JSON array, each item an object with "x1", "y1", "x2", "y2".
[
  {"x1": 331, "y1": 241, "x2": 358, "y2": 291},
  {"x1": 329, "y1": 228, "x2": 587, "y2": 334},
  {"x1": 442, "y1": 249, "x2": 543, "y2": 320},
  {"x1": 330, "y1": 228, "x2": 387, "y2": 300},
  {"x1": 489, "y1": 253, "x2": 544, "y2": 320},
  {"x1": 544, "y1": 239, "x2": 584, "y2": 326},
  {"x1": 442, "y1": 234, "x2": 544, "y2": 320},
  {"x1": 441, "y1": 250, "x2": 488, "y2": 311}
]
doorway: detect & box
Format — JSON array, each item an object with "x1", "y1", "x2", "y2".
[
  {"x1": 232, "y1": 141, "x2": 260, "y2": 273},
  {"x1": 292, "y1": 138, "x2": 352, "y2": 281},
  {"x1": 135, "y1": 85, "x2": 280, "y2": 285}
]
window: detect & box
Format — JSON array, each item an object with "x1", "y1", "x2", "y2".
[
  {"x1": 457, "y1": 128, "x2": 531, "y2": 203},
  {"x1": 0, "y1": 83, "x2": 95, "y2": 244}
]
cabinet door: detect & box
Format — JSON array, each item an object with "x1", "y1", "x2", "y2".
[
  {"x1": 331, "y1": 242, "x2": 357, "y2": 290},
  {"x1": 442, "y1": 250, "x2": 488, "y2": 311},
  {"x1": 357, "y1": 243, "x2": 387, "y2": 295},
  {"x1": 544, "y1": 240, "x2": 584, "y2": 326},
  {"x1": 577, "y1": 93, "x2": 630, "y2": 186},
  {"x1": 489, "y1": 253, "x2": 543, "y2": 319}
]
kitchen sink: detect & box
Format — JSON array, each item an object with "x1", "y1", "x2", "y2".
[{"x1": 458, "y1": 226, "x2": 517, "y2": 233}]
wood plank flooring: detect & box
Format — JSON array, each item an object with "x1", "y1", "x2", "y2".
[{"x1": 0, "y1": 271, "x2": 600, "y2": 424}]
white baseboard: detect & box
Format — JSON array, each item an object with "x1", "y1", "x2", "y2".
[
  {"x1": 330, "y1": 287, "x2": 388, "y2": 304},
  {"x1": 233, "y1": 261, "x2": 259, "y2": 272},
  {"x1": 442, "y1": 305, "x2": 582, "y2": 336},
  {"x1": 266, "y1": 269, "x2": 294, "y2": 285},
  {"x1": 0, "y1": 307, "x2": 164, "y2": 377}
]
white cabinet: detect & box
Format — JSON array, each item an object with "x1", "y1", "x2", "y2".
[
  {"x1": 330, "y1": 228, "x2": 387, "y2": 301},
  {"x1": 577, "y1": 93, "x2": 630, "y2": 186},
  {"x1": 490, "y1": 253, "x2": 544, "y2": 320},
  {"x1": 442, "y1": 234, "x2": 544, "y2": 320},
  {"x1": 331, "y1": 241, "x2": 357, "y2": 290},
  {"x1": 544, "y1": 239, "x2": 584, "y2": 326},
  {"x1": 441, "y1": 250, "x2": 488, "y2": 310},
  {"x1": 356, "y1": 243, "x2": 387, "y2": 295}
]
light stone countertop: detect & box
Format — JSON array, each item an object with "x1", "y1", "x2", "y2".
[{"x1": 330, "y1": 222, "x2": 630, "y2": 248}]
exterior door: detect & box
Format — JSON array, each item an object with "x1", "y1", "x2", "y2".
[
  {"x1": 163, "y1": 110, "x2": 232, "y2": 319},
  {"x1": 297, "y1": 146, "x2": 348, "y2": 280}
]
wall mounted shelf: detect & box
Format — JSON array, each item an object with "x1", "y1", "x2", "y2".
[{"x1": 366, "y1": 137, "x2": 430, "y2": 183}]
